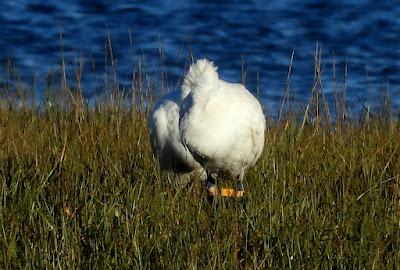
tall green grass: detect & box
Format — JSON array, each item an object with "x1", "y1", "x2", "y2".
[{"x1": 1, "y1": 45, "x2": 400, "y2": 268}]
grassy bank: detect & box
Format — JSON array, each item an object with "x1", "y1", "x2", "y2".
[
  {"x1": 1, "y1": 98, "x2": 400, "y2": 269},
  {"x1": 1, "y1": 47, "x2": 400, "y2": 268}
]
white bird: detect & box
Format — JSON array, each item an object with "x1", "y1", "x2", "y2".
[
  {"x1": 149, "y1": 89, "x2": 206, "y2": 183},
  {"x1": 179, "y1": 59, "x2": 266, "y2": 196},
  {"x1": 150, "y1": 58, "x2": 265, "y2": 199}
]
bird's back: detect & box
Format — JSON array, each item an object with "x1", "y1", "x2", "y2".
[{"x1": 179, "y1": 60, "x2": 265, "y2": 176}]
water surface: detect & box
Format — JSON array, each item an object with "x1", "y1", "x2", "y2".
[{"x1": 0, "y1": 0, "x2": 399, "y2": 114}]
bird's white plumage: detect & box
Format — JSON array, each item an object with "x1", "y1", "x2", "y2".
[
  {"x1": 149, "y1": 59, "x2": 265, "y2": 187},
  {"x1": 179, "y1": 59, "x2": 265, "y2": 178},
  {"x1": 149, "y1": 90, "x2": 205, "y2": 179}
]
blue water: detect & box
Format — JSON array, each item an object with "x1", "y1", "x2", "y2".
[{"x1": 0, "y1": 0, "x2": 399, "y2": 114}]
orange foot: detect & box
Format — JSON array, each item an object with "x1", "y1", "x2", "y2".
[{"x1": 220, "y1": 188, "x2": 244, "y2": 197}]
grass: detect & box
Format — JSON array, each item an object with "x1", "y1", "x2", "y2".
[{"x1": 1, "y1": 48, "x2": 400, "y2": 269}]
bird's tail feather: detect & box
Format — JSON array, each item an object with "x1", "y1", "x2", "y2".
[{"x1": 182, "y1": 59, "x2": 218, "y2": 98}]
